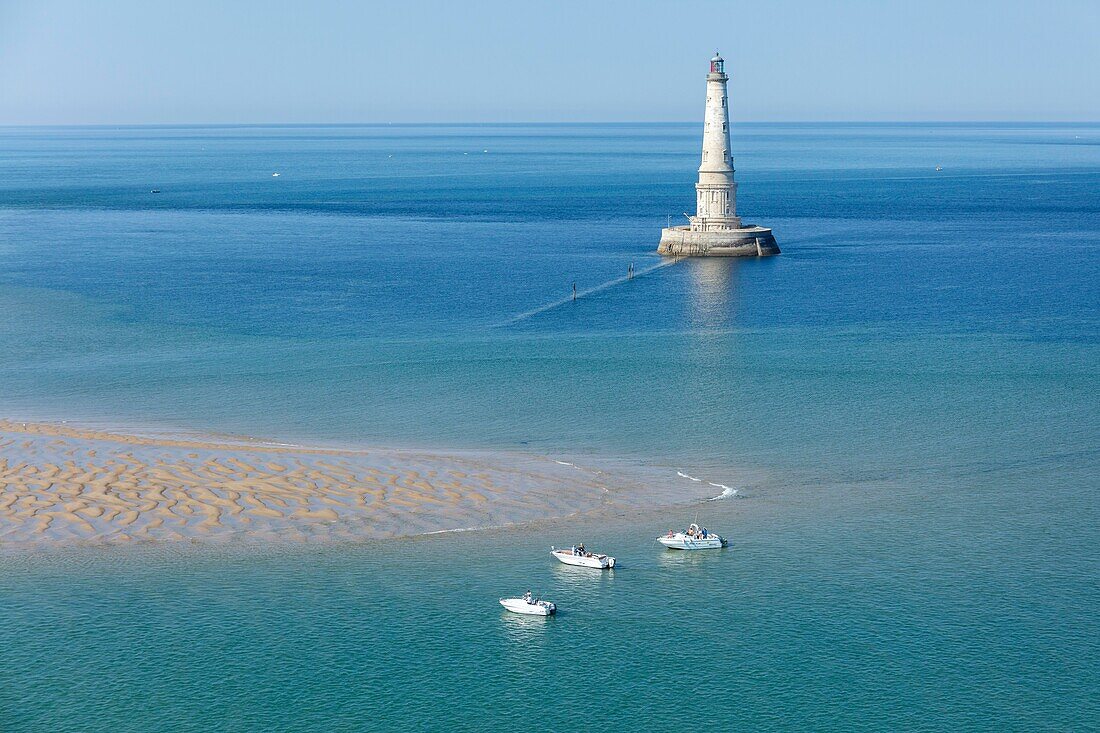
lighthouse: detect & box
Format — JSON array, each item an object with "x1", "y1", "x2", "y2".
[{"x1": 658, "y1": 52, "x2": 779, "y2": 257}]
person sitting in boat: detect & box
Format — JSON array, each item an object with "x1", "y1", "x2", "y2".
[
  {"x1": 701, "y1": 527, "x2": 708, "y2": 538},
  {"x1": 523, "y1": 590, "x2": 533, "y2": 603}
]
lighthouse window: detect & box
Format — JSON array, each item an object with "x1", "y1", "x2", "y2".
[
  {"x1": 703, "y1": 151, "x2": 708, "y2": 161},
  {"x1": 722, "y1": 98, "x2": 726, "y2": 107},
  {"x1": 722, "y1": 122, "x2": 727, "y2": 132}
]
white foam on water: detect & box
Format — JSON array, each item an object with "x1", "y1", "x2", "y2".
[
  {"x1": 677, "y1": 471, "x2": 702, "y2": 482},
  {"x1": 706, "y1": 483, "x2": 738, "y2": 501},
  {"x1": 554, "y1": 460, "x2": 575, "y2": 467},
  {"x1": 423, "y1": 526, "x2": 483, "y2": 535}
]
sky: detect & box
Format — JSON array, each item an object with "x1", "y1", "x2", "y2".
[{"x1": 0, "y1": 0, "x2": 1097, "y2": 124}]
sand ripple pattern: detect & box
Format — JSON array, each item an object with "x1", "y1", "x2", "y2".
[{"x1": 0, "y1": 421, "x2": 622, "y2": 546}]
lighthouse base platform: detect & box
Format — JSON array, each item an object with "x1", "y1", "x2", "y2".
[{"x1": 657, "y1": 225, "x2": 780, "y2": 257}]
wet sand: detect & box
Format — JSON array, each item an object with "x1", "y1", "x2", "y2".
[{"x1": 0, "y1": 420, "x2": 701, "y2": 547}]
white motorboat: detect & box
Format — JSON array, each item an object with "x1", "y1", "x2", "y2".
[
  {"x1": 657, "y1": 523, "x2": 727, "y2": 550},
  {"x1": 551, "y1": 545, "x2": 615, "y2": 569},
  {"x1": 499, "y1": 592, "x2": 556, "y2": 616}
]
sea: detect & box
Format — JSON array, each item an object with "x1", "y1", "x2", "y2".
[{"x1": 0, "y1": 122, "x2": 1097, "y2": 730}]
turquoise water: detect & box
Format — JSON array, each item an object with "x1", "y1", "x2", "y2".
[{"x1": 1, "y1": 123, "x2": 1098, "y2": 729}]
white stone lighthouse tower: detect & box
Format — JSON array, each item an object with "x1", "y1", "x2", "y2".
[
  {"x1": 658, "y1": 52, "x2": 779, "y2": 257},
  {"x1": 696, "y1": 52, "x2": 740, "y2": 229}
]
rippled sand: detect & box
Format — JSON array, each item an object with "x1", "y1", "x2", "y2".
[{"x1": 0, "y1": 420, "x2": 673, "y2": 547}]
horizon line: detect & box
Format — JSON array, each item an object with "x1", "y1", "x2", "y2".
[{"x1": 1, "y1": 120, "x2": 1098, "y2": 129}]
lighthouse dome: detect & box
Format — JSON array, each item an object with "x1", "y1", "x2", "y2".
[{"x1": 709, "y1": 52, "x2": 725, "y2": 74}]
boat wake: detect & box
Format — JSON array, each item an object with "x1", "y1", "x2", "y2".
[{"x1": 676, "y1": 471, "x2": 702, "y2": 482}]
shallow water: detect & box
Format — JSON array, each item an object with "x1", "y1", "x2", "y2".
[
  {"x1": 0, "y1": 122, "x2": 1098, "y2": 729},
  {"x1": 2, "y1": 488, "x2": 1096, "y2": 731}
]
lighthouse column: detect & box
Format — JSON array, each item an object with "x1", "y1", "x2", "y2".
[
  {"x1": 656, "y1": 51, "x2": 778, "y2": 257},
  {"x1": 692, "y1": 53, "x2": 741, "y2": 230}
]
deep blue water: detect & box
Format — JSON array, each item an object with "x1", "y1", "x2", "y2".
[{"x1": 0, "y1": 123, "x2": 1098, "y2": 730}]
